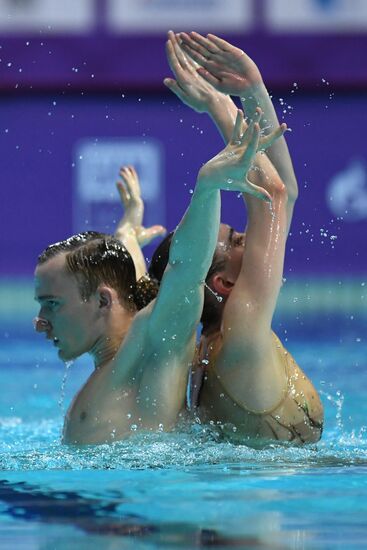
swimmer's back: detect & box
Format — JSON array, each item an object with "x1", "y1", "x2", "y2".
[{"x1": 192, "y1": 332, "x2": 324, "y2": 447}]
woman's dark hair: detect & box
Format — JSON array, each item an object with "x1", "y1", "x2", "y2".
[
  {"x1": 148, "y1": 231, "x2": 174, "y2": 284},
  {"x1": 149, "y1": 231, "x2": 226, "y2": 286},
  {"x1": 149, "y1": 231, "x2": 226, "y2": 326},
  {"x1": 38, "y1": 231, "x2": 158, "y2": 311}
]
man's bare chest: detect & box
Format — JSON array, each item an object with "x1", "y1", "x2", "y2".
[{"x1": 63, "y1": 370, "x2": 141, "y2": 444}]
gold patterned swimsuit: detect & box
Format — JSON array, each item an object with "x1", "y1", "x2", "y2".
[{"x1": 189, "y1": 332, "x2": 323, "y2": 447}]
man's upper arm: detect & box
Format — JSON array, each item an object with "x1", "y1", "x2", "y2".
[{"x1": 146, "y1": 263, "x2": 204, "y2": 350}]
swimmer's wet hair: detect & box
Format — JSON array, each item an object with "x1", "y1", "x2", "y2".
[
  {"x1": 149, "y1": 231, "x2": 226, "y2": 286},
  {"x1": 38, "y1": 231, "x2": 158, "y2": 311},
  {"x1": 148, "y1": 231, "x2": 174, "y2": 284}
]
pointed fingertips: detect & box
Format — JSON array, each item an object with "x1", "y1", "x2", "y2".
[
  {"x1": 251, "y1": 183, "x2": 272, "y2": 203},
  {"x1": 280, "y1": 123, "x2": 288, "y2": 135},
  {"x1": 178, "y1": 32, "x2": 191, "y2": 43},
  {"x1": 151, "y1": 225, "x2": 167, "y2": 237},
  {"x1": 232, "y1": 109, "x2": 244, "y2": 141},
  {"x1": 163, "y1": 77, "x2": 175, "y2": 88},
  {"x1": 253, "y1": 107, "x2": 263, "y2": 122},
  {"x1": 258, "y1": 190, "x2": 272, "y2": 203}
]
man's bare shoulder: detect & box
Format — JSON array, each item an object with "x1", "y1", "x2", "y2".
[
  {"x1": 111, "y1": 302, "x2": 154, "y2": 378},
  {"x1": 113, "y1": 299, "x2": 196, "y2": 383}
]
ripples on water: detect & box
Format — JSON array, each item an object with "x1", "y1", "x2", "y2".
[
  {"x1": 0, "y1": 337, "x2": 366, "y2": 471},
  {"x1": 1, "y1": 417, "x2": 367, "y2": 471}
]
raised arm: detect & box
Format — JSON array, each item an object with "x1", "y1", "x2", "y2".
[
  {"x1": 205, "y1": 154, "x2": 292, "y2": 416},
  {"x1": 164, "y1": 30, "x2": 238, "y2": 143},
  {"x1": 164, "y1": 31, "x2": 288, "y2": 316},
  {"x1": 179, "y1": 32, "x2": 298, "y2": 235},
  {"x1": 225, "y1": 160, "x2": 288, "y2": 338},
  {"x1": 147, "y1": 110, "x2": 279, "y2": 348},
  {"x1": 164, "y1": 32, "x2": 285, "y2": 202},
  {"x1": 115, "y1": 165, "x2": 166, "y2": 280}
]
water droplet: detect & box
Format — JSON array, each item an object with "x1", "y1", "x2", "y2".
[{"x1": 58, "y1": 361, "x2": 73, "y2": 412}]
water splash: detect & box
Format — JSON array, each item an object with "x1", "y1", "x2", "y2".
[{"x1": 58, "y1": 361, "x2": 73, "y2": 414}]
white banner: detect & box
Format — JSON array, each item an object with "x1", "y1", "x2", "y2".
[
  {"x1": 73, "y1": 138, "x2": 165, "y2": 234},
  {"x1": 0, "y1": 0, "x2": 94, "y2": 33},
  {"x1": 265, "y1": 0, "x2": 367, "y2": 32},
  {"x1": 327, "y1": 160, "x2": 367, "y2": 222},
  {"x1": 107, "y1": 0, "x2": 253, "y2": 33}
]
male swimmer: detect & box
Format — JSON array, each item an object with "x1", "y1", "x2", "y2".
[
  {"x1": 34, "y1": 108, "x2": 283, "y2": 445},
  {"x1": 148, "y1": 32, "x2": 324, "y2": 447}
]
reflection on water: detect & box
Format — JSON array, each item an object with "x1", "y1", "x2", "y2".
[
  {"x1": 1, "y1": 462, "x2": 367, "y2": 549},
  {"x1": 0, "y1": 478, "x2": 285, "y2": 548}
]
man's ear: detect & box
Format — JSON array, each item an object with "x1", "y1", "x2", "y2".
[
  {"x1": 211, "y1": 274, "x2": 234, "y2": 297},
  {"x1": 97, "y1": 286, "x2": 113, "y2": 309}
]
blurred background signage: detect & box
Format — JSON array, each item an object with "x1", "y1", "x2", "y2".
[
  {"x1": 265, "y1": 0, "x2": 367, "y2": 32},
  {"x1": 74, "y1": 138, "x2": 164, "y2": 235},
  {"x1": 0, "y1": 0, "x2": 93, "y2": 33},
  {"x1": 107, "y1": 0, "x2": 253, "y2": 33}
]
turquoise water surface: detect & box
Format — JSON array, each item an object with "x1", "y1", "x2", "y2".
[{"x1": 0, "y1": 280, "x2": 366, "y2": 549}]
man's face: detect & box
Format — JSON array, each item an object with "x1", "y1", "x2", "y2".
[
  {"x1": 217, "y1": 224, "x2": 245, "y2": 283},
  {"x1": 34, "y1": 254, "x2": 102, "y2": 361}
]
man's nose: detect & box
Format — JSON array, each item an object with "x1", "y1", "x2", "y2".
[{"x1": 33, "y1": 317, "x2": 51, "y2": 332}]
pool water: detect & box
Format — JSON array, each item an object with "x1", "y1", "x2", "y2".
[{"x1": 0, "y1": 318, "x2": 367, "y2": 549}]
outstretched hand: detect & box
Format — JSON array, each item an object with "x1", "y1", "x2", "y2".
[
  {"x1": 115, "y1": 166, "x2": 166, "y2": 247},
  {"x1": 164, "y1": 30, "x2": 228, "y2": 114},
  {"x1": 198, "y1": 108, "x2": 285, "y2": 202},
  {"x1": 179, "y1": 31, "x2": 262, "y2": 96},
  {"x1": 116, "y1": 166, "x2": 143, "y2": 228}
]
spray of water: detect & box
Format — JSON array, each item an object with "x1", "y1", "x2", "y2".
[{"x1": 58, "y1": 361, "x2": 73, "y2": 414}]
